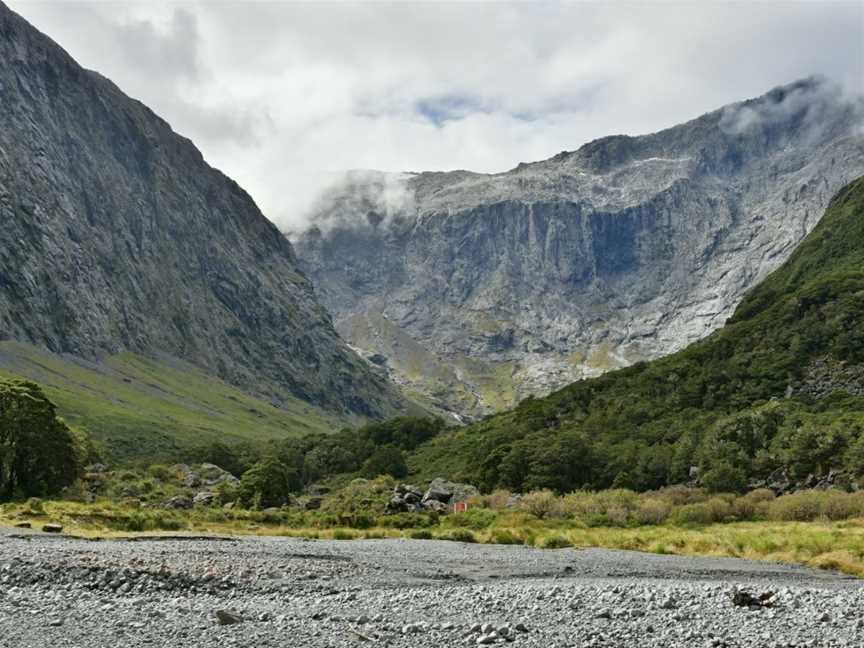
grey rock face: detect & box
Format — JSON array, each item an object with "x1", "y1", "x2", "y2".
[
  {"x1": 0, "y1": 3, "x2": 407, "y2": 419},
  {"x1": 296, "y1": 77, "x2": 864, "y2": 419}
]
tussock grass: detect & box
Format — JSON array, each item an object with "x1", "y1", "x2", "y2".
[{"x1": 5, "y1": 487, "x2": 864, "y2": 578}]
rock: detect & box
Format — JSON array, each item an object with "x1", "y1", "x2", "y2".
[
  {"x1": 421, "y1": 499, "x2": 448, "y2": 513},
  {"x1": 384, "y1": 484, "x2": 425, "y2": 514},
  {"x1": 659, "y1": 596, "x2": 677, "y2": 610},
  {"x1": 14, "y1": 521, "x2": 31, "y2": 529},
  {"x1": 307, "y1": 484, "x2": 331, "y2": 497},
  {"x1": 42, "y1": 524, "x2": 63, "y2": 533},
  {"x1": 422, "y1": 479, "x2": 479, "y2": 506},
  {"x1": 215, "y1": 610, "x2": 244, "y2": 626},
  {"x1": 295, "y1": 78, "x2": 864, "y2": 421},
  {"x1": 477, "y1": 632, "x2": 498, "y2": 644},
  {"x1": 0, "y1": 2, "x2": 411, "y2": 462},
  {"x1": 85, "y1": 463, "x2": 108, "y2": 473},
  {"x1": 198, "y1": 463, "x2": 239, "y2": 485},
  {"x1": 165, "y1": 495, "x2": 193, "y2": 510},
  {"x1": 730, "y1": 590, "x2": 775, "y2": 608},
  {"x1": 193, "y1": 492, "x2": 219, "y2": 507},
  {"x1": 304, "y1": 497, "x2": 323, "y2": 511}
]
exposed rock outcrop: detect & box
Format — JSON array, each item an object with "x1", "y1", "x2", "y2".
[
  {"x1": 0, "y1": 2, "x2": 409, "y2": 420},
  {"x1": 384, "y1": 480, "x2": 478, "y2": 514},
  {"x1": 296, "y1": 77, "x2": 864, "y2": 419}
]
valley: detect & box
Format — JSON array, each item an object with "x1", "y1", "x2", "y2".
[{"x1": 1, "y1": 4, "x2": 864, "y2": 646}]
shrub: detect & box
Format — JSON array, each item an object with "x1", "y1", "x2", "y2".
[
  {"x1": 488, "y1": 529, "x2": 524, "y2": 545},
  {"x1": 671, "y1": 498, "x2": 731, "y2": 525},
  {"x1": 539, "y1": 534, "x2": 572, "y2": 549},
  {"x1": 732, "y1": 488, "x2": 776, "y2": 520},
  {"x1": 702, "y1": 462, "x2": 748, "y2": 493},
  {"x1": 822, "y1": 491, "x2": 864, "y2": 520},
  {"x1": 24, "y1": 497, "x2": 45, "y2": 515},
  {"x1": 408, "y1": 529, "x2": 434, "y2": 540},
  {"x1": 634, "y1": 497, "x2": 672, "y2": 525},
  {"x1": 559, "y1": 490, "x2": 598, "y2": 517},
  {"x1": 469, "y1": 489, "x2": 513, "y2": 510},
  {"x1": 361, "y1": 445, "x2": 408, "y2": 479},
  {"x1": 768, "y1": 491, "x2": 824, "y2": 522},
  {"x1": 520, "y1": 490, "x2": 561, "y2": 519},
  {"x1": 0, "y1": 379, "x2": 85, "y2": 499},
  {"x1": 239, "y1": 459, "x2": 294, "y2": 509},
  {"x1": 443, "y1": 509, "x2": 497, "y2": 530},
  {"x1": 438, "y1": 528, "x2": 477, "y2": 543},
  {"x1": 652, "y1": 485, "x2": 710, "y2": 506},
  {"x1": 377, "y1": 512, "x2": 435, "y2": 529},
  {"x1": 147, "y1": 464, "x2": 176, "y2": 482},
  {"x1": 331, "y1": 528, "x2": 359, "y2": 540},
  {"x1": 596, "y1": 489, "x2": 639, "y2": 512}
]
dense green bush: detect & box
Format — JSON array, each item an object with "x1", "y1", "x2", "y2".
[
  {"x1": 0, "y1": 379, "x2": 85, "y2": 500},
  {"x1": 361, "y1": 445, "x2": 408, "y2": 479},
  {"x1": 702, "y1": 462, "x2": 748, "y2": 493},
  {"x1": 239, "y1": 459, "x2": 294, "y2": 508},
  {"x1": 442, "y1": 508, "x2": 497, "y2": 530},
  {"x1": 670, "y1": 498, "x2": 732, "y2": 525}
]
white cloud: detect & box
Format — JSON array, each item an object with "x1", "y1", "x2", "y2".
[{"x1": 8, "y1": 0, "x2": 864, "y2": 231}]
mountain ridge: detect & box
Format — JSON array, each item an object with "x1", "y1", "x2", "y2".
[
  {"x1": 0, "y1": 2, "x2": 412, "y2": 428},
  {"x1": 407, "y1": 175, "x2": 864, "y2": 491},
  {"x1": 296, "y1": 77, "x2": 864, "y2": 419}
]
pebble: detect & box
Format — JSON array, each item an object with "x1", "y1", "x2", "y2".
[{"x1": 0, "y1": 532, "x2": 859, "y2": 647}]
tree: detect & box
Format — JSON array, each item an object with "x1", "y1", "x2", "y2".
[
  {"x1": 191, "y1": 440, "x2": 253, "y2": 477},
  {"x1": 238, "y1": 458, "x2": 295, "y2": 508},
  {"x1": 701, "y1": 462, "x2": 747, "y2": 493},
  {"x1": 0, "y1": 379, "x2": 82, "y2": 499},
  {"x1": 361, "y1": 445, "x2": 407, "y2": 479}
]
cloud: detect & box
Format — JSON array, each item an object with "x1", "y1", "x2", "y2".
[
  {"x1": 718, "y1": 76, "x2": 864, "y2": 145},
  {"x1": 8, "y1": 1, "x2": 864, "y2": 231},
  {"x1": 296, "y1": 171, "x2": 417, "y2": 239}
]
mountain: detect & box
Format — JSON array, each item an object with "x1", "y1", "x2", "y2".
[
  {"x1": 0, "y1": 2, "x2": 413, "y2": 452},
  {"x1": 295, "y1": 78, "x2": 864, "y2": 420},
  {"x1": 408, "y1": 176, "x2": 864, "y2": 492}
]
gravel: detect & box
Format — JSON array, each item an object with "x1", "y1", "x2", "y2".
[{"x1": 0, "y1": 528, "x2": 861, "y2": 647}]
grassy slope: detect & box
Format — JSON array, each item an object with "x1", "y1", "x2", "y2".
[
  {"x1": 0, "y1": 341, "x2": 342, "y2": 464},
  {"x1": 410, "y1": 176, "x2": 864, "y2": 487}
]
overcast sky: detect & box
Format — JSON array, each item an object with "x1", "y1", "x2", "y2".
[{"x1": 9, "y1": 1, "x2": 864, "y2": 231}]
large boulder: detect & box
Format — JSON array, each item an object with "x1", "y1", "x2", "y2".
[
  {"x1": 165, "y1": 495, "x2": 193, "y2": 509},
  {"x1": 384, "y1": 484, "x2": 424, "y2": 514},
  {"x1": 421, "y1": 479, "x2": 479, "y2": 506},
  {"x1": 198, "y1": 463, "x2": 240, "y2": 486},
  {"x1": 193, "y1": 492, "x2": 219, "y2": 507},
  {"x1": 172, "y1": 464, "x2": 201, "y2": 488}
]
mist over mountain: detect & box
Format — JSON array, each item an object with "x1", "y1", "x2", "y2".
[
  {"x1": 0, "y1": 2, "x2": 410, "y2": 422},
  {"x1": 296, "y1": 77, "x2": 864, "y2": 419}
]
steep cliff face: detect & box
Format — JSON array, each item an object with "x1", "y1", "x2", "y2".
[
  {"x1": 0, "y1": 3, "x2": 407, "y2": 419},
  {"x1": 296, "y1": 78, "x2": 864, "y2": 419}
]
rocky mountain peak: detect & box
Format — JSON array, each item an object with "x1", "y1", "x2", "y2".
[
  {"x1": 0, "y1": 1, "x2": 410, "y2": 419},
  {"x1": 295, "y1": 78, "x2": 864, "y2": 420}
]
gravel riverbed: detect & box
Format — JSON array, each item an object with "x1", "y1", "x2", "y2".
[{"x1": 0, "y1": 528, "x2": 861, "y2": 647}]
